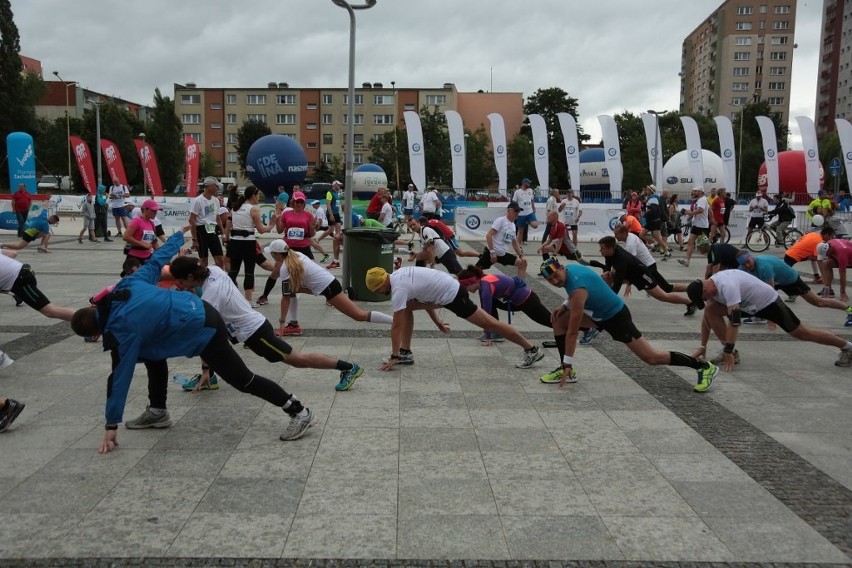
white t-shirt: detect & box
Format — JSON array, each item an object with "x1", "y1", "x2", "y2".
[
  {"x1": 560, "y1": 197, "x2": 581, "y2": 226},
  {"x1": 545, "y1": 195, "x2": 560, "y2": 214},
  {"x1": 191, "y1": 194, "x2": 219, "y2": 228},
  {"x1": 276, "y1": 251, "x2": 336, "y2": 295},
  {"x1": 0, "y1": 254, "x2": 22, "y2": 292},
  {"x1": 201, "y1": 266, "x2": 265, "y2": 342},
  {"x1": 691, "y1": 196, "x2": 710, "y2": 228},
  {"x1": 388, "y1": 266, "x2": 460, "y2": 313},
  {"x1": 512, "y1": 188, "x2": 535, "y2": 215},
  {"x1": 402, "y1": 190, "x2": 415, "y2": 210},
  {"x1": 379, "y1": 202, "x2": 394, "y2": 226},
  {"x1": 749, "y1": 197, "x2": 769, "y2": 219},
  {"x1": 421, "y1": 226, "x2": 450, "y2": 258},
  {"x1": 313, "y1": 206, "x2": 328, "y2": 228},
  {"x1": 489, "y1": 216, "x2": 518, "y2": 256},
  {"x1": 709, "y1": 269, "x2": 778, "y2": 314},
  {"x1": 420, "y1": 191, "x2": 440, "y2": 214},
  {"x1": 109, "y1": 185, "x2": 128, "y2": 208},
  {"x1": 621, "y1": 232, "x2": 655, "y2": 267},
  {"x1": 230, "y1": 203, "x2": 257, "y2": 241}
]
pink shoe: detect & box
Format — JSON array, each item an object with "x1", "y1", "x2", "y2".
[
  {"x1": 276, "y1": 323, "x2": 303, "y2": 337},
  {"x1": 326, "y1": 260, "x2": 340, "y2": 269}
]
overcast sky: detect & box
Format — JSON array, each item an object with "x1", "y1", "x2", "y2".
[{"x1": 14, "y1": 0, "x2": 822, "y2": 144}]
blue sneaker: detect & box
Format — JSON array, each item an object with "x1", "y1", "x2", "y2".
[
  {"x1": 335, "y1": 364, "x2": 363, "y2": 392},
  {"x1": 579, "y1": 328, "x2": 600, "y2": 345},
  {"x1": 180, "y1": 373, "x2": 219, "y2": 391}
]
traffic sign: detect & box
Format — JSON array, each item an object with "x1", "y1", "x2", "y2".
[{"x1": 829, "y1": 156, "x2": 842, "y2": 177}]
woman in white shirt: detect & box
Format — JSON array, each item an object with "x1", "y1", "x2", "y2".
[{"x1": 226, "y1": 186, "x2": 278, "y2": 304}]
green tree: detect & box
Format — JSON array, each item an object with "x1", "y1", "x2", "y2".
[
  {"x1": 507, "y1": 134, "x2": 534, "y2": 188},
  {"x1": 199, "y1": 151, "x2": 217, "y2": 178},
  {"x1": 419, "y1": 105, "x2": 451, "y2": 187},
  {"x1": 734, "y1": 100, "x2": 789, "y2": 194},
  {"x1": 465, "y1": 126, "x2": 494, "y2": 189},
  {"x1": 77, "y1": 101, "x2": 143, "y2": 190},
  {"x1": 309, "y1": 160, "x2": 335, "y2": 184},
  {"x1": 146, "y1": 88, "x2": 184, "y2": 190},
  {"x1": 368, "y1": 127, "x2": 409, "y2": 193},
  {"x1": 31, "y1": 115, "x2": 76, "y2": 183},
  {"x1": 819, "y1": 131, "x2": 845, "y2": 194},
  {"x1": 236, "y1": 120, "x2": 272, "y2": 175}
]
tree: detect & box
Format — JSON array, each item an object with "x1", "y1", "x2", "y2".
[
  {"x1": 76, "y1": 101, "x2": 144, "y2": 190},
  {"x1": 733, "y1": 100, "x2": 789, "y2": 194},
  {"x1": 236, "y1": 120, "x2": 272, "y2": 175},
  {"x1": 0, "y1": 0, "x2": 41, "y2": 187},
  {"x1": 146, "y1": 88, "x2": 184, "y2": 190},
  {"x1": 199, "y1": 151, "x2": 217, "y2": 178},
  {"x1": 520, "y1": 87, "x2": 589, "y2": 189},
  {"x1": 419, "y1": 105, "x2": 451, "y2": 187},
  {"x1": 819, "y1": 130, "x2": 845, "y2": 194},
  {"x1": 369, "y1": 127, "x2": 409, "y2": 192},
  {"x1": 465, "y1": 126, "x2": 494, "y2": 189},
  {"x1": 309, "y1": 160, "x2": 335, "y2": 183}
]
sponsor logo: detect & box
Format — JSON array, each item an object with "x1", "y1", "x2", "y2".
[
  {"x1": 465, "y1": 215, "x2": 481, "y2": 230},
  {"x1": 104, "y1": 145, "x2": 117, "y2": 162},
  {"x1": 254, "y1": 154, "x2": 284, "y2": 178},
  {"x1": 412, "y1": 143, "x2": 421, "y2": 152},
  {"x1": 15, "y1": 144, "x2": 33, "y2": 167},
  {"x1": 690, "y1": 150, "x2": 699, "y2": 159},
  {"x1": 808, "y1": 149, "x2": 816, "y2": 158},
  {"x1": 723, "y1": 149, "x2": 732, "y2": 158},
  {"x1": 567, "y1": 145, "x2": 576, "y2": 154},
  {"x1": 767, "y1": 149, "x2": 775, "y2": 158},
  {"x1": 453, "y1": 143, "x2": 462, "y2": 153},
  {"x1": 608, "y1": 216, "x2": 621, "y2": 231},
  {"x1": 288, "y1": 164, "x2": 308, "y2": 173},
  {"x1": 666, "y1": 176, "x2": 678, "y2": 185},
  {"x1": 847, "y1": 152, "x2": 852, "y2": 160},
  {"x1": 537, "y1": 146, "x2": 546, "y2": 156},
  {"x1": 607, "y1": 148, "x2": 616, "y2": 157},
  {"x1": 496, "y1": 145, "x2": 504, "y2": 155},
  {"x1": 650, "y1": 148, "x2": 658, "y2": 157}
]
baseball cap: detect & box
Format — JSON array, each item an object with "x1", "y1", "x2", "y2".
[
  {"x1": 365, "y1": 267, "x2": 389, "y2": 292},
  {"x1": 686, "y1": 279, "x2": 705, "y2": 310},
  {"x1": 203, "y1": 176, "x2": 221, "y2": 187},
  {"x1": 309, "y1": 199, "x2": 319, "y2": 206},
  {"x1": 539, "y1": 257, "x2": 561, "y2": 278},
  {"x1": 816, "y1": 241, "x2": 830, "y2": 261},
  {"x1": 264, "y1": 240, "x2": 289, "y2": 255},
  {"x1": 123, "y1": 199, "x2": 135, "y2": 207},
  {"x1": 332, "y1": 180, "x2": 342, "y2": 186},
  {"x1": 141, "y1": 199, "x2": 160, "y2": 211},
  {"x1": 292, "y1": 191, "x2": 306, "y2": 202},
  {"x1": 521, "y1": 177, "x2": 532, "y2": 184},
  {"x1": 507, "y1": 201, "x2": 522, "y2": 212}
]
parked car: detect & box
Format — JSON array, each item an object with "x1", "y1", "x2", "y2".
[
  {"x1": 301, "y1": 182, "x2": 333, "y2": 202},
  {"x1": 37, "y1": 175, "x2": 73, "y2": 191}
]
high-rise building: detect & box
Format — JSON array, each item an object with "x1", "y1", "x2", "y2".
[
  {"x1": 172, "y1": 82, "x2": 523, "y2": 185},
  {"x1": 680, "y1": 0, "x2": 796, "y2": 123},
  {"x1": 815, "y1": 0, "x2": 851, "y2": 139}
]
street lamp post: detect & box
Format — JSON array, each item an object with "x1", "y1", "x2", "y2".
[
  {"x1": 89, "y1": 100, "x2": 103, "y2": 187},
  {"x1": 646, "y1": 109, "x2": 668, "y2": 189},
  {"x1": 391, "y1": 80, "x2": 400, "y2": 198},
  {"x1": 53, "y1": 71, "x2": 74, "y2": 190},
  {"x1": 331, "y1": 0, "x2": 378, "y2": 292}
]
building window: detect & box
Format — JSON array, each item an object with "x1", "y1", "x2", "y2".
[
  {"x1": 343, "y1": 94, "x2": 363, "y2": 105},
  {"x1": 734, "y1": 51, "x2": 751, "y2": 60},
  {"x1": 246, "y1": 94, "x2": 267, "y2": 105},
  {"x1": 215, "y1": 161, "x2": 222, "y2": 168},
  {"x1": 354, "y1": 133, "x2": 364, "y2": 145},
  {"x1": 181, "y1": 94, "x2": 200, "y2": 105},
  {"x1": 283, "y1": 133, "x2": 296, "y2": 139},
  {"x1": 403, "y1": 103, "x2": 416, "y2": 111},
  {"x1": 322, "y1": 114, "x2": 333, "y2": 124},
  {"x1": 228, "y1": 170, "x2": 237, "y2": 179},
  {"x1": 736, "y1": 21, "x2": 753, "y2": 30},
  {"x1": 771, "y1": 36, "x2": 789, "y2": 45},
  {"x1": 732, "y1": 67, "x2": 750, "y2": 76},
  {"x1": 426, "y1": 95, "x2": 447, "y2": 105},
  {"x1": 307, "y1": 142, "x2": 317, "y2": 149},
  {"x1": 755, "y1": 65, "x2": 763, "y2": 74},
  {"x1": 373, "y1": 95, "x2": 393, "y2": 105},
  {"x1": 322, "y1": 133, "x2": 333, "y2": 145},
  {"x1": 768, "y1": 96, "x2": 784, "y2": 105},
  {"x1": 731, "y1": 97, "x2": 748, "y2": 105},
  {"x1": 343, "y1": 114, "x2": 364, "y2": 125},
  {"x1": 247, "y1": 114, "x2": 267, "y2": 123},
  {"x1": 276, "y1": 94, "x2": 296, "y2": 105},
  {"x1": 226, "y1": 113, "x2": 237, "y2": 124},
  {"x1": 227, "y1": 133, "x2": 238, "y2": 143},
  {"x1": 772, "y1": 21, "x2": 790, "y2": 29},
  {"x1": 736, "y1": 37, "x2": 753, "y2": 45},
  {"x1": 759, "y1": 4, "x2": 767, "y2": 13},
  {"x1": 732, "y1": 82, "x2": 750, "y2": 91},
  {"x1": 769, "y1": 51, "x2": 788, "y2": 60},
  {"x1": 307, "y1": 103, "x2": 317, "y2": 110},
  {"x1": 322, "y1": 153, "x2": 333, "y2": 163},
  {"x1": 211, "y1": 141, "x2": 222, "y2": 148},
  {"x1": 373, "y1": 133, "x2": 384, "y2": 142},
  {"x1": 210, "y1": 103, "x2": 221, "y2": 110},
  {"x1": 276, "y1": 114, "x2": 296, "y2": 125},
  {"x1": 227, "y1": 152, "x2": 238, "y2": 163},
  {"x1": 769, "y1": 66, "x2": 787, "y2": 75},
  {"x1": 182, "y1": 114, "x2": 201, "y2": 124},
  {"x1": 768, "y1": 81, "x2": 785, "y2": 90},
  {"x1": 774, "y1": 5, "x2": 791, "y2": 14},
  {"x1": 736, "y1": 6, "x2": 753, "y2": 14},
  {"x1": 226, "y1": 94, "x2": 237, "y2": 105},
  {"x1": 306, "y1": 123, "x2": 318, "y2": 130},
  {"x1": 353, "y1": 153, "x2": 363, "y2": 164},
  {"x1": 755, "y1": 79, "x2": 762, "y2": 89},
  {"x1": 373, "y1": 114, "x2": 394, "y2": 125},
  {"x1": 322, "y1": 94, "x2": 333, "y2": 104},
  {"x1": 187, "y1": 133, "x2": 201, "y2": 143},
  {"x1": 211, "y1": 122, "x2": 222, "y2": 129}
]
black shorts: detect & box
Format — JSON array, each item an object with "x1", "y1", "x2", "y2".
[
  {"x1": 476, "y1": 248, "x2": 518, "y2": 270},
  {"x1": 443, "y1": 284, "x2": 478, "y2": 319},
  {"x1": 197, "y1": 230, "x2": 223, "y2": 258},
  {"x1": 776, "y1": 277, "x2": 811, "y2": 298},
  {"x1": 244, "y1": 320, "x2": 294, "y2": 362},
  {"x1": 748, "y1": 217, "x2": 765, "y2": 229},
  {"x1": 596, "y1": 305, "x2": 643, "y2": 344},
  {"x1": 437, "y1": 251, "x2": 462, "y2": 275},
  {"x1": 629, "y1": 269, "x2": 660, "y2": 292},
  {"x1": 753, "y1": 298, "x2": 800, "y2": 333},
  {"x1": 645, "y1": 218, "x2": 663, "y2": 232},
  {"x1": 10, "y1": 264, "x2": 50, "y2": 311},
  {"x1": 647, "y1": 264, "x2": 673, "y2": 293},
  {"x1": 319, "y1": 278, "x2": 343, "y2": 300},
  {"x1": 783, "y1": 255, "x2": 796, "y2": 267},
  {"x1": 21, "y1": 227, "x2": 40, "y2": 243},
  {"x1": 567, "y1": 225, "x2": 578, "y2": 232},
  {"x1": 690, "y1": 226, "x2": 710, "y2": 236}
]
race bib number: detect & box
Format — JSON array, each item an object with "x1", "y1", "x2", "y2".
[
  {"x1": 287, "y1": 227, "x2": 306, "y2": 240},
  {"x1": 142, "y1": 230, "x2": 155, "y2": 243},
  {"x1": 502, "y1": 232, "x2": 514, "y2": 243}
]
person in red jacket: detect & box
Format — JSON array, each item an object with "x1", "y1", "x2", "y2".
[
  {"x1": 11, "y1": 183, "x2": 32, "y2": 238},
  {"x1": 366, "y1": 186, "x2": 389, "y2": 221}
]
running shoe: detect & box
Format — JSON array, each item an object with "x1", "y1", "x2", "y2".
[
  {"x1": 125, "y1": 406, "x2": 172, "y2": 429},
  {"x1": 835, "y1": 349, "x2": 852, "y2": 367},
  {"x1": 37, "y1": 246, "x2": 50, "y2": 253},
  {"x1": 277, "y1": 323, "x2": 302, "y2": 336},
  {"x1": 335, "y1": 364, "x2": 363, "y2": 391},
  {"x1": 250, "y1": 302, "x2": 261, "y2": 309},
  {"x1": 785, "y1": 295, "x2": 797, "y2": 303},
  {"x1": 0, "y1": 352, "x2": 14, "y2": 370},
  {"x1": 813, "y1": 275, "x2": 823, "y2": 284},
  {"x1": 540, "y1": 366, "x2": 576, "y2": 384},
  {"x1": 180, "y1": 373, "x2": 219, "y2": 391},
  {"x1": 0, "y1": 399, "x2": 25, "y2": 432},
  {"x1": 742, "y1": 317, "x2": 766, "y2": 324},
  {"x1": 579, "y1": 328, "x2": 600, "y2": 345},
  {"x1": 280, "y1": 408, "x2": 316, "y2": 441},
  {"x1": 677, "y1": 259, "x2": 690, "y2": 267},
  {"x1": 684, "y1": 304, "x2": 696, "y2": 317},
  {"x1": 320, "y1": 254, "x2": 330, "y2": 264},
  {"x1": 694, "y1": 362, "x2": 718, "y2": 392},
  {"x1": 255, "y1": 296, "x2": 269, "y2": 306},
  {"x1": 845, "y1": 307, "x2": 852, "y2": 328},
  {"x1": 326, "y1": 260, "x2": 340, "y2": 269},
  {"x1": 516, "y1": 346, "x2": 545, "y2": 368},
  {"x1": 394, "y1": 257, "x2": 402, "y2": 270},
  {"x1": 663, "y1": 251, "x2": 672, "y2": 259},
  {"x1": 478, "y1": 332, "x2": 505, "y2": 343},
  {"x1": 381, "y1": 352, "x2": 414, "y2": 365},
  {"x1": 710, "y1": 349, "x2": 740, "y2": 365},
  {"x1": 11, "y1": 293, "x2": 23, "y2": 307}
]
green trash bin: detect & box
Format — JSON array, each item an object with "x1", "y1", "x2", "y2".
[{"x1": 343, "y1": 226, "x2": 400, "y2": 301}]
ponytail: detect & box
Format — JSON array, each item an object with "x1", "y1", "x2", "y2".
[{"x1": 283, "y1": 251, "x2": 304, "y2": 292}]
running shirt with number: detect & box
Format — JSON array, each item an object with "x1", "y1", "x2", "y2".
[
  {"x1": 709, "y1": 269, "x2": 777, "y2": 314},
  {"x1": 785, "y1": 231, "x2": 822, "y2": 262},
  {"x1": 126, "y1": 217, "x2": 157, "y2": 259},
  {"x1": 201, "y1": 266, "x2": 265, "y2": 342},
  {"x1": 490, "y1": 216, "x2": 517, "y2": 256},
  {"x1": 479, "y1": 274, "x2": 531, "y2": 315},
  {"x1": 402, "y1": 190, "x2": 415, "y2": 210},
  {"x1": 109, "y1": 185, "x2": 127, "y2": 208},
  {"x1": 379, "y1": 202, "x2": 394, "y2": 226},
  {"x1": 279, "y1": 209, "x2": 313, "y2": 248},
  {"x1": 512, "y1": 188, "x2": 535, "y2": 215},
  {"x1": 275, "y1": 251, "x2": 335, "y2": 295},
  {"x1": 562, "y1": 264, "x2": 624, "y2": 322},
  {"x1": 326, "y1": 190, "x2": 340, "y2": 215},
  {"x1": 191, "y1": 194, "x2": 219, "y2": 235},
  {"x1": 561, "y1": 197, "x2": 581, "y2": 226},
  {"x1": 314, "y1": 206, "x2": 328, "y2": 229},
  {"x1": 741, "y1": 255, "x2": 798, "y2": 287},
  {"x1": 388, "y1": 266, "x2": 459, "y2": 313}
]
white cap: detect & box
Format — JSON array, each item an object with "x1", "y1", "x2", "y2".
[
  {"x1": 816, "y1": 241, "x2": 830, "y2": 261},
  {"x1": 264, "y1": 239, "x2": 289, "y2": 255}
]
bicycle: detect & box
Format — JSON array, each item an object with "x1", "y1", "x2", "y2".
[{"x1": 745, "y1": 217, "x2": 803, "y2": 252}]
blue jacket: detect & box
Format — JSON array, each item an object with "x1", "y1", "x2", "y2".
[{"x1": 101, "y1": 232, "x2": 215, "y2": 424}]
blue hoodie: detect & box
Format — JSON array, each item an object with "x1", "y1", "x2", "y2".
[{"x1": 102, "y1": 232, "x2": 215, "y2": 424}]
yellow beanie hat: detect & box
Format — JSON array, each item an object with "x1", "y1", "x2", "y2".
[{"x1": 365, "y1": 267, "x2": 389, "y2": 292}]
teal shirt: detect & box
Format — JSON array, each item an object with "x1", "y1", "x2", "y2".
[
  {"x1": 563, "y1": 264, "x2": 625, "y2": 321},
  {"x1": 740, "y1": 255, "x2": 798, "y2": 287}
]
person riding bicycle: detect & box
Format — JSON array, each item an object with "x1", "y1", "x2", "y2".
[
  {"x1": 747, "y1": 190, "x2": 770, "y2": 236},
  {"x1": 766, "y1": 193, "x2": 796, "y2": 248}
]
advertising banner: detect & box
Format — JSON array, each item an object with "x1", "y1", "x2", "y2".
[
  {"x1": 6, "y1": 132, "x2": 36, "y2": 193},
  {"x1": 70, "y1": 136, "x2": 97, "y2": 194},
  {"x1": 487, "y1": 113, "x2": 508, "y2": 194},
  {"x1": 714, "y1": 116, "x2": 737, "y2": 198},
  {"x1": 444, "y1": 110, "x2": 466, "y2": 191},
  {"x1": 100, "y1": 139, "x2": 128, "y2": 186},
  {"x1": 185, "y1": 135, "x2": 200, "y2": 197},
  {"x1": 557, "y1": 112, "x2": 580, "y2": 192},
  {"x1": 404, "y1": 111, "x2": 426, "y2": 193},
  {"x1": 134, "y1": 139, "x2": 164, "y2": 196},
  {"x1": 528, "y1": 113, "x2": 549, "y2": 190}
]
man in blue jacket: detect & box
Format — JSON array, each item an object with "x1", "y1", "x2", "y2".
[{"x1": 70, "y1": 231, "x2": 316, "y2": 454}]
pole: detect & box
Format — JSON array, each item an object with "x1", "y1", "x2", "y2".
[
  {"x1": 94, "y1": 102, "x2": 102, "y2": 187},
  {"x1": 53, "y1": 71, "x2": 73, "y2": 190},
  {"x1": 392, "y1": 80, "x2": 400, "y2": 198}
]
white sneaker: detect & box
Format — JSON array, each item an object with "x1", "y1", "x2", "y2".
[
  {"x1": 0, "y1": 351, "x2": 13, "y2": 370},
  {"x1": 280, "y1": 408, "x2": 316, "y2": 441}
]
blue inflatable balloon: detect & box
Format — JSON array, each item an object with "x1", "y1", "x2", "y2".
[{"x1": 246, "y1": 135, "x2": 308, "y2": 200}]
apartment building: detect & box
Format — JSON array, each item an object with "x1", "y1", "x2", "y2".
[
  {"x1": 173, "y1": 82, "x2": 523, "y2": 184},
  {"x1": 680, "y1": 0, "x2": 797, "y2": 123},
  {"x1": 815, "y1": 0, "x2": 852, "y2": 139}
]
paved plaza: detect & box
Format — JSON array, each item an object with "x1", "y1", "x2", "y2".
[{"x1": 0, "y1": 229, "x2": 851, "y2": 566}]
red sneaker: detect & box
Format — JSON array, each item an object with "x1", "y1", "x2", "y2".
[
  {"x1": 326, "y1": 260, "x2": 340, "y2": 269},
  {"x1": 394, "y1": 257, "x2": 402, "y2": 270},
  {"x1": 277, "y1": 323, "x2": 303, "y2": 337}
]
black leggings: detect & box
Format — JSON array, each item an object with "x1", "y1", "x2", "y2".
[
  {"x1": 490, "y1": 292, "x2": 552, "y2": 328},
  {"x1": 228, "y1": 239, "x2": 257, "y2": 291}
]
